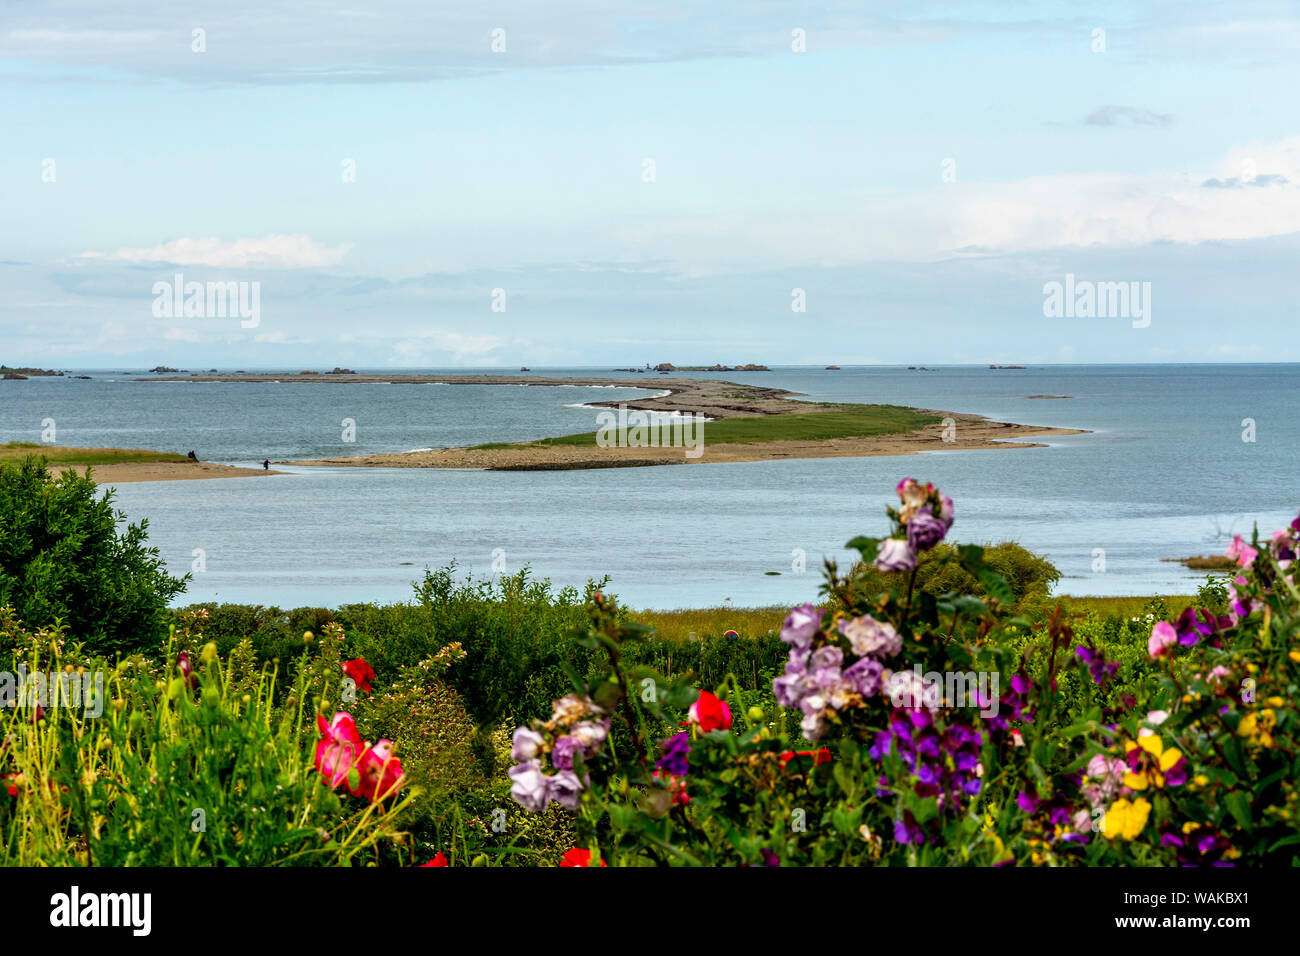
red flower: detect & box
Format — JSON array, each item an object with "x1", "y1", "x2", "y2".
[
  {"x1": 419, "y1": 851, "x2": 448, "y2": 867},
  {"x1": 559, "y1": 847, "x2": 607, "y2": 867},
  {"x1": 351, "y1": 740, "x2": 405, "y2": 803},
  {"x1": 342, "y1": 658, "x2": 376, "y2": 694},
  {"x1": 176, "y1": 651, "x2": 198, "y2": 689},
  {"x1": 314, "y1": 712, "x2": 364, "y2": 790},
  {"x1": 687, "y1": 691, "x2": 732, "y2": 733},
  {"x1": 779, "y1": 748, "x2": 833, "y2": 768}
]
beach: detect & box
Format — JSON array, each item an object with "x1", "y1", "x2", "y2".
[{"x1": 82, "y1": 462, "x2": 284, "y2": 484}]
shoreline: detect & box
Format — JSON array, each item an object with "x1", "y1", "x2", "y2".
[
  {"x1": 140, "y1": 372, "x2": 1089, "y2": 471},
  {"x1": 80, "y1": 462, "x2": 285, "y2": 484},
  {"x1": 283, "y1": 416, "x2": 1085, "y2": 470}
]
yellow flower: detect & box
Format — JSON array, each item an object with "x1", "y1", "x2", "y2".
[
  {"x1": 1288, "y1": 650, "x2": 1300, "y2": 664},
  {"x1": 1238, "y1": 709, "x2": 1276, "y2": 748},
  {"x1": 1122, "y1": 738, "x2": 1184, "y2": 790},
  {"x1": 1103, "y1": 797, "x2": 1152, "y2": 840}
]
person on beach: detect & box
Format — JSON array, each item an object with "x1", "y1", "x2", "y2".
[
  {"x1": 187, "y1": 450, "x2": 198, "y2": 461},
  {"x1": 262, "y1": 459, "x2": 270, "y2": 470}
]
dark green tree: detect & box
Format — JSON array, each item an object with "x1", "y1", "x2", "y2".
[{"x1": 0, "y1": 457, "x2": 188, "y2": 656}]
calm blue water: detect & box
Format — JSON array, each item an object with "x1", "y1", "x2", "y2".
[{"x1": 2, "y1": 365, "x2": 1296, "y2": 609}]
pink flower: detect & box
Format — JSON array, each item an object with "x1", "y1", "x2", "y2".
[
  {"x1": 315, "y1": 713, "x2": 364, "y2": 790},
  {"x1": 1225, "y1": 535, "x2": 1258, "y2": 569},
  {"x1": 688, "y1": 691, "x2": 732, "y2": 733},
  {"x1": 351, "y1": 740, "x2": 405, "y2": 803},
  {"x1": 1148, "y1": 621, "x2": 1177, "y2": 658},
  {"x1": 176, "y1": 651, "x2": 198, "y2": 689}
]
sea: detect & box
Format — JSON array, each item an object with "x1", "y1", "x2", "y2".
[{"x1": 2, "y1": 365, "x2": 1296, "y2": 610}]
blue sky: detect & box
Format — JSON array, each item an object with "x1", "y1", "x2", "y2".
[{"x1": 1, "y1": 1, "x2": 1297, "y2": 367}]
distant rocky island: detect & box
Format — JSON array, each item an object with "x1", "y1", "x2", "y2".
[
  {"x1": 1, "y1": 365, "x2": 61, "y2": 379},
  {"x1": 613, "y1": 363, "x2": 771, "y2": 373},
  {"x1": 989, "y1": 364, "x2": 1026, "y2": 370},
  {"x1": 653, "y1": 363, "x2": 770, "y2": 372}
]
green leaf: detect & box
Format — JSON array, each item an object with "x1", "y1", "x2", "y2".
[
  {"x1": 844, "y1": 536, "x2": 880, "y2": 560},
  {"x1": 1224, "y1": 791, "x2": 1252, "y2": 832}
]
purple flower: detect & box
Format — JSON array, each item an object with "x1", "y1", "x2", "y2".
[
  {"x1": 548, "y1": 770, "x2": 584, "y2": 810},
  {"x1": 510, "y1": 726, "x2": 544, "y2": 762},
  {"x1": 1075, "y1": 645, "x2": 1119, "y2": 685},
  {"x1": 569, "y1": 719, "x2": 610, "y2": 755},
  {"x1": 551, "y1": 735, "x2": 580, "y2": 771},
  {"x1": 842, "y1": 656, "x2": 884, "y2": 697},
  {"x1": 779, "y1": 603, "x2": 822, "y2": 650},
  {"x1": 807, "y1": 646, "x2": 844, "y2": 689},
  {"x1": 875, "y1": 537, "x2": 917, "y2": 572},
  {"x1": 906, "y1": 507, "x2": 949, "y2": 553},
  {"x1": 838, "y1": 615, "x2": 901, "y2": 658},
  {"x1": 656, "y1": 731, "x2": 691, "y2": 776},
  {"x1": 799, "y1": 694, "x2": 829, "y2": 740},
  {"x1": 894, "y1": 811, "x2": 926, "y2": 845},
  {"x1": 508, "y1": 760, "x2": 551, "y2": 812}
]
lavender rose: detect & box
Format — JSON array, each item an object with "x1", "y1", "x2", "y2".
[
  {"x1": 875, "y1": 537, "x2": 917, "y2": 572},
  {"x1": 780, "y1": 603, "x2": 823, "y2": 650},
  {"x1": 906, "y1": 507, "x2": 949, "y2": 552},
  {"x1": 508, "y1": 760, "x2": 551, "y2": 812},
  {"x1": 510, "y1": 726, "x2": 544, "y2": 762}
]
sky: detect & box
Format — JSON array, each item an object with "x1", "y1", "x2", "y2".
[{"x1": 1, "y1": 1, "x2": 1298, "y2": 368}]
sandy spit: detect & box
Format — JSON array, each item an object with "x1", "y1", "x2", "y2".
[
  {"x1": 76, "y1": 462, "x2": 286, "y2": 484},
  {"x1": 286, "y1": 417, "x2": 1087, "y2": 471}
]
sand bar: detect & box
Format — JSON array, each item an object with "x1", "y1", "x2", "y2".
[
  {"x1": 75, "y1": 462, "x2": 284, "y2": 484},
  {"x1": 140, "y1": 373, "x2": 1087, "y2": 471}
]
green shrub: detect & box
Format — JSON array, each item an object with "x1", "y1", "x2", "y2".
[
  {"x1": 839, "y1": 541, "x2": 1060, "y2": 615},
  {"x1": 0, "y1": 458, "x2": 187, "y2": 657}
]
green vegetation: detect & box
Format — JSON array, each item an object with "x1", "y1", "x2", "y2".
[
  {"x1": 0, "y1": 441, "x2": 189, "y2": 466},
  {"x1": 839, "y1": 541, "x2": 1063, "y2": 615},
  {"x1": 0, "y1": 457, "x2": 188, "y2": 657},
  {"x1": 0, "y1": 465, "x2": 1254, "y2": 866},
  {"x1": 473, "y1": 403, "x2": 940, "y2": 449}
]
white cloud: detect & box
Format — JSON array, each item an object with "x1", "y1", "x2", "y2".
[
  {"x1": 76, "y1": 235, "x2": 353, "y2": 269},
  {"x1": 612, "y1": 138, "x2": 1300, "y2": 272},
  {"x1": 253, "y1": 330, "x2": 310, "y2": 344},
  {"x1": 389, "y1": 330, "x2": 508, "y2": 365}
]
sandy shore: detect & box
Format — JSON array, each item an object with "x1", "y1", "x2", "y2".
[
  {"x1": 287, "y1": 415, "x2": 1086, "y2": 471},
  {"x1": 78, "y1": 462, "x2": 285, "y2": 484}
]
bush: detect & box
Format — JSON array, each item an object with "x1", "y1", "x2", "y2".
[
  {"x1": 0, "y1": 458, "x2": 187, "y2": 657},
  {"x1": 839, "y1": 540, "x2": 1060, "y2": 616}
]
